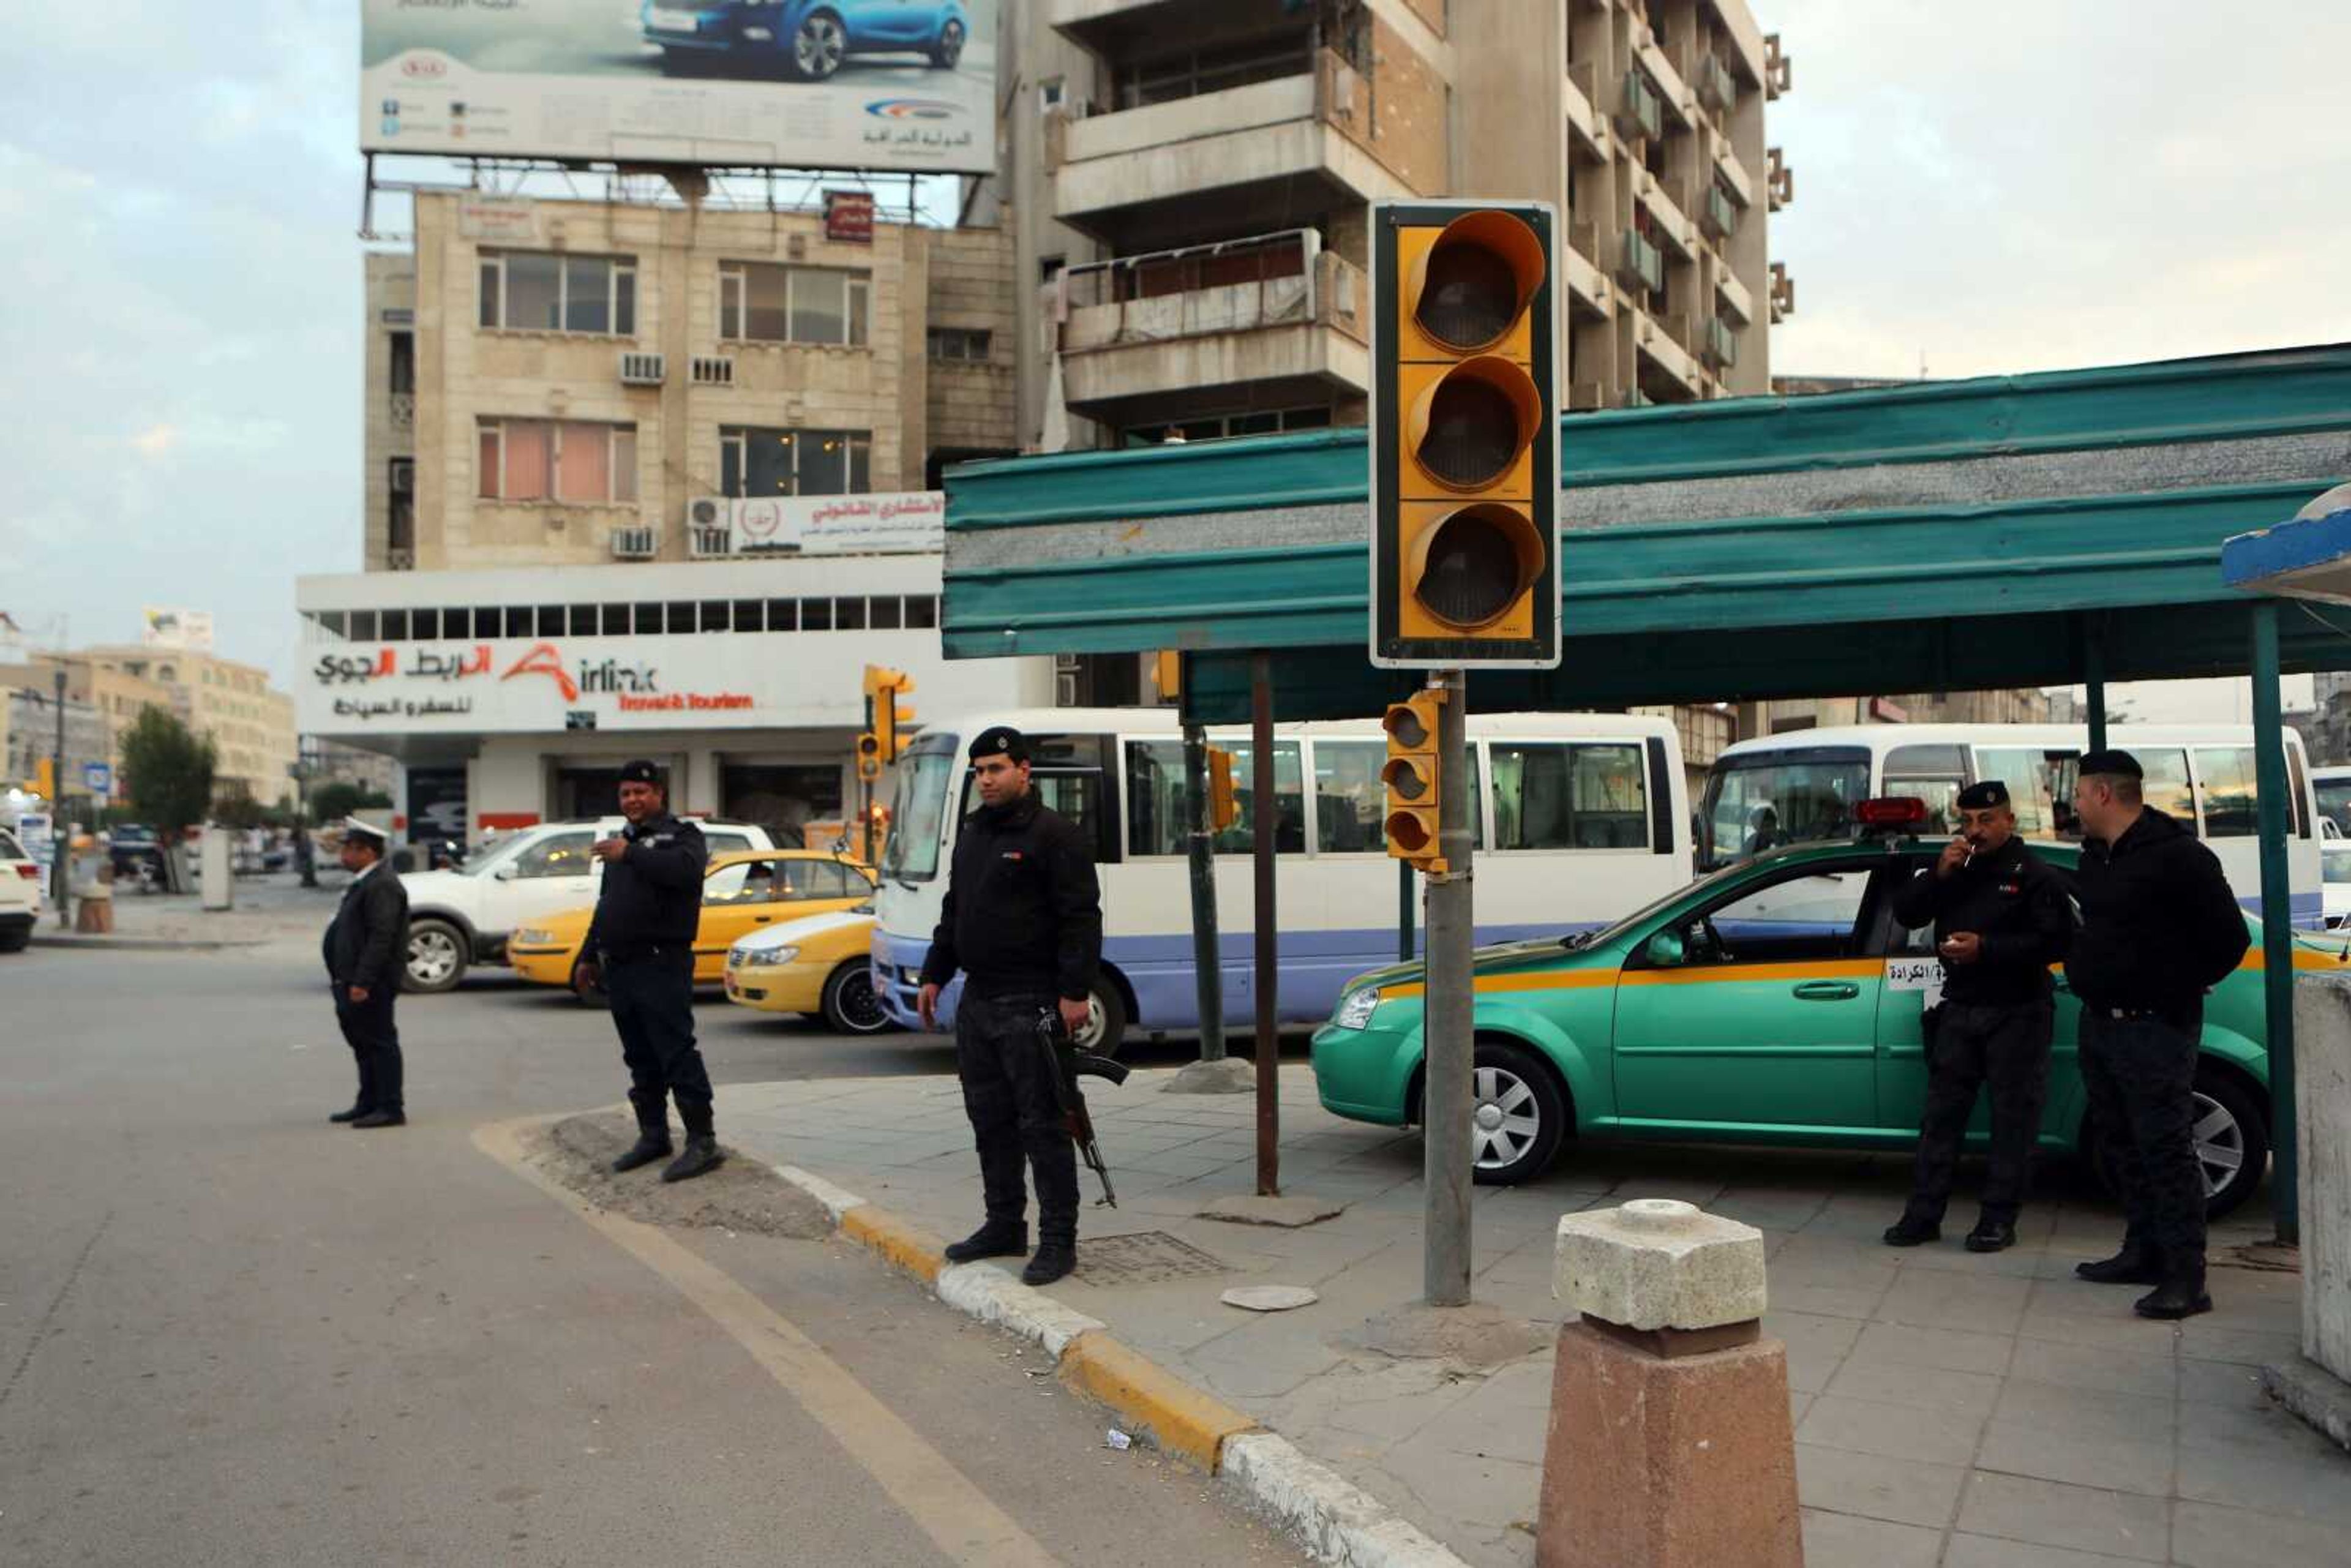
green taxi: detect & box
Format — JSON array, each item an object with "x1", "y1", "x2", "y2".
[{"x1": 1312, "y1": 836, "x2": 2333, "y2": 1217}]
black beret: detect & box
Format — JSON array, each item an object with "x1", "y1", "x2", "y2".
[
  {"x1": 969, "y1": 727, "x2": 1030, "y2": 763},
  {"x1": 2077, "y1": 748, "x2": 2143, "y2": 781},
  {"x1": 618, "y1": 759, "x2": 664, "y2": 786},
  {"x1": 1956, "y1": 780, "x2": 2010, "y2": 810}
]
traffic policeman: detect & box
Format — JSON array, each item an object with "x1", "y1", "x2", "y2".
[
  {"x1": 1882, "y1": 781, "x2": 2071, "y2": 1252},
  {"x1": 2066, "y1": 748, "x2": 2248, "y2": 1319},
  {"x1": 574, "y1": 761, "x2": 724, "y2": 1184},
  {"x1": 321, "y1": 818, "x2": 409, "y2": 1128},
  {"x1": 917, "y1": 728, "x2": 1104, "y2": 1288}
]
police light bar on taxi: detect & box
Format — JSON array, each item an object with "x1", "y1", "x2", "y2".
[{"x1": 1853, "y1": 797, "x2": 1933, "y2": 832}]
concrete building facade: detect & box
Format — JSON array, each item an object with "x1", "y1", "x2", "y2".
[{"x1": 77, "y1": 647, "x2": 299, "y2": 806}]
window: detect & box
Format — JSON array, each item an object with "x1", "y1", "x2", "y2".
[
  {"x1": 412, "y1": 609, "x2": 439, "y2": 641},
  {"x1": 719, "y1": 427, "x2": 871, "y2": 498},
  {"x1": 2132, "y1": 747, "x2": 2197, "y2": 827},
  {"x1": 766, "y1": 599, "x2": 798, "y2": 632},
  {"x1": 704, "y1": 859, "x2": 777, "y2": 904},
  {"x1": 1314, "y1": 740, "x2": 1388, "y2": 853},
  {"x1": 350, "y1": 611, "x2": 378, "y2": 642},
  {"x1": 479, "y1": 251, "x2": 636, "y2": 336},
  {"x1": 477, "y1": 419, "x2": 637, "y2": 504},
  {"x1": 634, "y1": 603, "x2": 665, "y2": 635},
  {"x1": 704, "y1": 831, "x2": 757, "y2": 858},
  {"x1": 834, "y1": 597, "x2": 867, "y2": 631},
  {"x1": 1126, "y1": 740, "x2": 1303, "y2": 855},
  {"x1": 1676, "y1": 863, "x2": 1878, "y2": 966},
  {"x1": 602, "y1": 603, "x2": 630, "y2": 635},
  {"x1": 1973, "y1": 747, "x2": 2060, "y2": 839},
  {"x1": 906, "y1": 596, "x2": 939, "y2": 629},
  {"x1": 733, "y1": 599, "x2": 764, "y2": 633},
  {"x1": 388, "y1": 331, "x2": 414, "y2": 394},
  {"x1": 382, "y1": 609, "x2": 410, "y2": 642},
  {"x1": 782, "y1": 860, "x2": 855, "y2": 901},
  {"x1": 1120, "y1": 407, "x2": 1333, "y2": 446},
  {"x1": 1113, "y1": 31, "x2": 1313, "y2": 110},
  {"x1": 1700, "y1": 749, "x2": 1870, "y2": 869},
  {"x1": 801, "y1": 598, "x2": 833, "y2": 632},
  {"x1": 718, "y1": 262, "x2": 869, "y2": 345},
  {"x1": 513, "y1": 831, "x2": 594, "y2": 879},
  {"x1": 1490, "y1": 743, "x2": 1650, "y2": 851},
  {"x1": 928, "y1": 327, "x2": 993, "y2": 362},
  {"x1": 2195, "y1": 747, "x2": 2260, "y2": 838},
  {"x1": 699, "y1": 602, "x2": 729, "y2": 634},
  {"x1": 1886, "y1": 743, "x2": 1968, "y2": 836},
  {"x1": 441, "y1": 608, "x2": 470, "y2": 639},
  {"x1": 869, "y1": 596, "x2": 902, "y2": 631}
]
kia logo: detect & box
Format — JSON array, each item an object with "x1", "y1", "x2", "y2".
[{"x1": 401, "y1": 56, "x2": 448, "y2": 80}]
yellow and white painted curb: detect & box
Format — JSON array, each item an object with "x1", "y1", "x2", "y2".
[{"x1": 768, "y1": 1163, "x2": 1471, "y2": 1568}]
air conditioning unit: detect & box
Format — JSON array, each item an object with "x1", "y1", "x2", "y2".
[
  {"x1": 690, "y1": 356, "x2": 736, "y2": 387},
  {"x1": 689, "y1": 496, "x2": 731, "y2": 529},
  {"x1": 619, "y1": 351, "x2": 667, "y2": 386},
  {"x1": 609, "y1": 524, "x2": 659, "y2": 560}
]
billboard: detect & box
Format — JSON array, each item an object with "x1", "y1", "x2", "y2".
[
  {"x1": 361, "y1": 0, "x2": 997, "y2": 174},
  {"x1": 690, "y1": 491, "x2": 945, "y2": 556},
  {"x1": 141, "y1": 608, "x2": 216, "y2": 651}
]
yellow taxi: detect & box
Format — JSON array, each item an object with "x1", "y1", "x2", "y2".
[
  {"x1": 508, "y1": 849, "x2": 878, "y2": 989},
  {"x1": 722, "y1": 907, "x2": 892, "y2": 1035}
]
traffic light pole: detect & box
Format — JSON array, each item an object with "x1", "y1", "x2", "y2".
[
  {"x1": 1422, "y1": 667, "x2": 1473, "y2": 1307},
  {"x1": 1251, "y1": 651, "x2": 1280, "y2": 1197},
  {"x1": 1181, "y1": 721, "x2": 1228, "y2": 1064},
  {"x1": 861, "y1": 694, "x2": 875, "y2": 866}
]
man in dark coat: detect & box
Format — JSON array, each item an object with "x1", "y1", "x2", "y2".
[
  {"x1": 574, "y1": 761, "x2": 722, "y2": 1183},
  {"x1": 2066, "y1": 748, "x2": 2250, "y2": 1320},
  {"x1": 321, "y1": 818, "x2": 408, "y2": 1128},
  {"x1": 918, "y1": 727, "x2": 1104, "y2": 1287},
  {"x1": 1883, "y1": 780, "x2": 2073, "y2": 1253}
]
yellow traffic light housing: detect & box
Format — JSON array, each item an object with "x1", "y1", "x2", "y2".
[
  {"x1": 1205, "y1": 746, "x2": 1239, "y2": 833},
  {"x1": 855, "y1": 732, "x2": 882, "y2": 783},
  {"x1": 863, "y1": 664, "x2": 917, "y2": 763},
  {"x1": 1372, "y1": 202, "x2": 1561, "y2": 670},
  {"x1": 1382, "y1": 689, "x2": 1448, "y2": 873}
]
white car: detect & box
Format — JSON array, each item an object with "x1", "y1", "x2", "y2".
[
  {"x1": 399, "y1": 817, "x2": 778, "y2": 992},
  {"x1": 0, "y1": 825, "x2": 42, "y2": 951},
  {"x1": 2325, "y1": 840, "x2": 2351, "y2": 931}
]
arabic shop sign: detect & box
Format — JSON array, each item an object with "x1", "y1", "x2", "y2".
[
  {"x1": 313, "y1": 641, "x2": 753, "y2": 726},
  {"x1": 721, "y1": 491, "x2": 946, "y2": 556}
]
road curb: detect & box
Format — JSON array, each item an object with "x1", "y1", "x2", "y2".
[{"x1": 767, "y1": 1165, "x2": 1474, "y2": 1568}]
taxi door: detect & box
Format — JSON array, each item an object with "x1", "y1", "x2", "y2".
[
  {"x1": 694, "y1": 855, "x2": 792, "y2": 980},
  {"x1": 1613, "y1": 857, "x2": 1892, "y2": 1133}
]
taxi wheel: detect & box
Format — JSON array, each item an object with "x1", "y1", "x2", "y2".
[
  {"x1": 821, "y1": 962, "x2": 892, "y2": 1035},
  {"x1": 1469, "y1": 1041, "x2": 1567, "y2": 1186},
  {"x1": 403, "y1": 920, "x2": 466, "y2": 994}
]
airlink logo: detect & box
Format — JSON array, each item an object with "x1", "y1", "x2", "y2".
[{"x1": 864, "y1": 99, "x2": 959, "y2": 120}]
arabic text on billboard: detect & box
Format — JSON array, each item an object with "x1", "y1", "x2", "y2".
[
  {"x1": 361, "y1": 0, "x2": 997, "y2": 175},
  {"x1": 716, "y1": 492, "x2": 943, "y2": 556}
]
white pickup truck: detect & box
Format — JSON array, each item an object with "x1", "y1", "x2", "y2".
[
  {"x1": 0, "y1": 824, "x2": 41, "y2": 951},
  {"x1": 399, "y1": 817, "x2": 776, "y2": 992}
]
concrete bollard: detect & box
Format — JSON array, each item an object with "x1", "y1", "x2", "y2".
[{"x1": 1535, "y1": 1198, "x2": 1802, "y2": 1568}]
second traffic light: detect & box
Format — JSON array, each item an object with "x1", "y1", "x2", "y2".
[
  {"x1": 855, "y1": 732, "x2": 882, "y2": 782},
  {"x1": 1370, "y1": 201, "x2": 1561, "y2": 670},
  {"x1": 1382, "y1": 689, "x2": 1448, "y2": 874},
  {"x1": 863, "y1": 664, "x2": 917, "y2": 763},
  {"x1": 1205, "y1": 746, "x2": 1239, "y2": 833}
]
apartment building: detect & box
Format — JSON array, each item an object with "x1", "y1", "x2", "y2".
[
  {"x1": 1001, "y1": 0, "x2": 1790, "y2": 455},
  {"x1": 73, "y1": 647, "x2": 299, "y2": 805},
  {"x1": 369, "y1": 191, "x2": 1018, "y2": 572}
]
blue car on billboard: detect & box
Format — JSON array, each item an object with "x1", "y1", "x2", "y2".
[{"x1": 643, "y1": 1, "x2": 970, "y2": 81}]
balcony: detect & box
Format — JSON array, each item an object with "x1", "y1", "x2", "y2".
[
  {"x1": 1640, "y1": 175, "x2": 1698, "y2": 261},
  {"x1": 1056, "y1": 231, "x2": 1370, "y2": 421},
  {"x1": 1562, "y1": 222, "x2": 1611, "y2": 320},
  {"x1": 1618, "y1": 229, "x2": 1664, "y2": 296},
  {"x1": 1697, "y1": 53, "x2": 1738, "y2": 115},
  {"x1": 1633, "y1": 309, "x2": 1704, "y2": 399},
  {"x1": 1715, "y1": 266, "x2": 1754, "y2": 328},
  {"x1": 1563, "y1": 62, "x2": 1605, "y2": 162},
  {"x1": 1701, "y1": 184, "x2": 1739, "y2": 242},
  {"x1": 1054, "y1": 52, "x2": 1412, "y2": 247},
  {"x1": 1616, "y1": 70, "x2": 1664, "y2": 144},
  {"x1": 388, "y1": 392, "x2": 415, "y2": 432},
  {"x1": 1704, "y1": 317, "x2": 1739, "y2": 370},
  {"x1": 1711, "y1": 130, "x2": 1755, "y2": 208}
]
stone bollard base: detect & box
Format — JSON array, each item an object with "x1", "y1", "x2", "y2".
[{"x1": 1536, "y1": 1318, "x2": 1802, "y2": 1568}]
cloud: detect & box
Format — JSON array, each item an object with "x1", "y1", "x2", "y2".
[{"x1": 129, "y1": 424, "x2": 179, "y2": 457}]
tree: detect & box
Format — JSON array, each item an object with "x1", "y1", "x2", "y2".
[
  {"x1": 212, "y1": 785, "x2": 269, "y2": 830},
  {"x1": 120, "y1": 707, "x2": 215, "y2": 892},
  {"x1": 310, "y1": 782, "x2": 394, "y2": 827}
]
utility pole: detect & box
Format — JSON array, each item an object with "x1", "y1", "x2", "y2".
[
  {"x1": 1420, "y1": 668, "x2": 1473, "y2": 1305},
  {"x1": 1181, "y1": 719, "x2": 1227, "y2": 1063},
  {"x1": 51, "y1": 668, "x2": 69, "y2": 928}
]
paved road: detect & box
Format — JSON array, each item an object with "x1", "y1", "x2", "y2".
[{"x1": 0, "y1": 936, "x2": 1302, "y2": 1566}]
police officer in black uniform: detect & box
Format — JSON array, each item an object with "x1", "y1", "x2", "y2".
[
  {"x1": 2066, "y1": 748, "x2": 2248, "y2": 1319},
  {"x1": 574, "y1": 761, "x2": 724, "y2": 1184},
  {"x1": 1883, "y1": 781, "x2": 2072, "y2": 1251},
  {"x1": 917, "y1": 728, "x2": 1104, "y2": 1288},
  {"x1": 321, "y1": 818, "x2": 409, "y2": 1128}
]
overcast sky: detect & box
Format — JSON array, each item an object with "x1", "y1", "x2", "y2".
[{"x1": 2, "y1": 2, "x2": 2346, "y2": 719}]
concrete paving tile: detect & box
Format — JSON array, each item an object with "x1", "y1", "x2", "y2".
[
  {"x1": 1941, "y1": 1532, "x2": 2156, "y2": 1567},
  {"x1": 1790, "y1": 1389, "x2": 1815, "y2": 1427},
  {"x1": 2008, "y1": 1337, "x2": 2177, "y2": 1400},
  {"x1": 1767, "y1": 1310, "x2": 1864, "y2": 1394},
  {"x1": 1796, "y1": 1507, "x2": 1944, "y2": 1568},
  {"x1": 1771, "y1": 1280, "x2": 1894, "y2": 1321},
  {"x1": 2170, "y1": 1499, "x2": 2351, "y2": 1567},
  {"x1": 1992, "y1": 1377, "x2": 2177, "y2": 1442},
  {"x1": 2014, "y1": 1308, "x2": 2180, "y2": 1351},
  {"x1": 1408, "y1": 1386, "x2": 1551, "y2": 1466},
  {"x1": 1797, "y1": 1393, "x2": 1988, "y2": 1467},
  {"x1": 1890, "y1": 1241, "x2": 2052, "y2": 1280},
  {"x1": 2177, "y1": 1395, "x2": 2343, "y2": 1453},
  {"x1": 2172, "y1": 1427, "x2": 2351, "y2": 1523},
  {"x1": 1874, "y1": 1268, "x2": 2033, "y2": 1333},
  {"x1": 1976, "y1": 1419, "x2": 2175, "y2": 1495},
  {"x1": 1954, "y1": 1471, "x2": 2170, "y2": 1561},
  {"x1": 2174, "y1": 1324, "x2": 2301, "y2": 1369},
  {"x1": 1825, "y1": 1357, "x2": 2004, "y2": 1419},
  {"x1": 1847, "y1": 1319, "x2": 2017, "y2": 1377},
  {"x1": 2175, "y1": 1356, "x2": 2270, "y2": 1409},
  {"x1": 1179, "y1": 1322, "x2": 1346, "y2": 1403},
  {"x1": 1793, "y1": 1443, "x2": 1967, "y2": 1529}
]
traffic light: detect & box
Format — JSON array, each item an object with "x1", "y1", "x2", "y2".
[
  {"x1": 1370, "y1": 201, "x2": 1561, "y2": 670},
  {"x1": 863, "y1": 664, "x2": 917, "y2": 763},
  {"x1": 1382, "y1": 689, "x2": 1448, "y2": 873},
  {"x1": 1205, "y1": 746, "x2": 1239, "y2": 833},
  {"x1": 855, "y1": 732, "x2": 882, "y2": 783}
]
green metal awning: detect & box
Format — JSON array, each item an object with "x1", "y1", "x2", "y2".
[{"x1": 944, "y1": 343, "x2": 2351, "y2": 722}]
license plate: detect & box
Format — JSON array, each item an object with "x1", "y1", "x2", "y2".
[{"x1": 649, "y1": 9, "x2": 700, "y2": 31}]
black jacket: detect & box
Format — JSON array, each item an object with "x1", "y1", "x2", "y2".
[
  {"x1": 919, "y1": 790, "x2": 1103, "y2": 1002},
  {"x1": 583, "y1": 814, "x2": 707, "y2": 960},
  {"x1": 322, "y1": 863, "x2": 408, "y2": 992},
  {"x1": 1889, "y1": 836, "x2": 2072, "y2": 1007},
  {"x1": 2064, "y1": 807, "x2": 2249, "y2": 1014}
]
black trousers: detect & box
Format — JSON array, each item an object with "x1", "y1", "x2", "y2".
[
  {"x1": 2079, "y1": 1008, "x2": 2207, "y2": 1276},
  {"x1": 1903, "y1": 999, "x2": 2053, "y2": 1226},
  {"x1": 334, "y1": 986, "x2": 403, "y2": 1115},
  {"x1": 606, "y1": 950, "x2": 714, "y2": 1136},
  {"x1": 955, "y1": 992, "x2": 1079, "y2": 1245}
]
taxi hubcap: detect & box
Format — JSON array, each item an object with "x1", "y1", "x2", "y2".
[
  {"x1": 2191, "y1": 1090, "x2": 2243, "y2": 1199},
  {"x1": 408, "y1": 930, "x2": 456, "y2": 982},
  {"x1": 1471, "y1": 1066, "x2": 1540, "y2": 1169}
]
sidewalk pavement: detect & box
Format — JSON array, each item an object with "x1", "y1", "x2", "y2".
[
  {"x1": 31, "y1": 873, "x2": 342, "y2": 950},
  {"x1": 719, "y1": 1063, "x2": 2351, "y2": 1568}
]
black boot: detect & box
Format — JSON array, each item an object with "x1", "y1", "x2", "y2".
[
  {"x1": 2076, "y1": 1240, "x2": 2164, "y2": 1285},
  {"x1": 1882, "y1": 1214, "x2": 1941, "y2": 1247},
  {"x1": 945, "y1": 1220, "x2": 1029, "y2": 1263},
  {"x1": 2134, "y1": 1273, "x2": 2213, "y2": 1320},
  {"x1": 661, "y1": 1135, "x2": 724, "y2": 1184},
  {"x1": 1021, "y1": 1239, "x2": 1076, "y2": 1288},
  {"x1": 329, "y1": 1103, "x2": 371, "y2": 1124},
  {"x1": 348, "y1": 1109, "x2": 405, "y2": 1128},
  {"x1": 611, "y1": 1132, "x2": 673, "y2": 1172},
  {"x1": 1965, "y1": 1217, "x2": 2016, "y2": 1253}
]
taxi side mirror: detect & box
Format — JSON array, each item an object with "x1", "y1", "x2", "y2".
[
  {"x1": 493, "y1": 864, "x2": 518, "y2": 882},
  {"x1": 1644, "y1": 930, "x2": 1687, "y2": 969}
]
